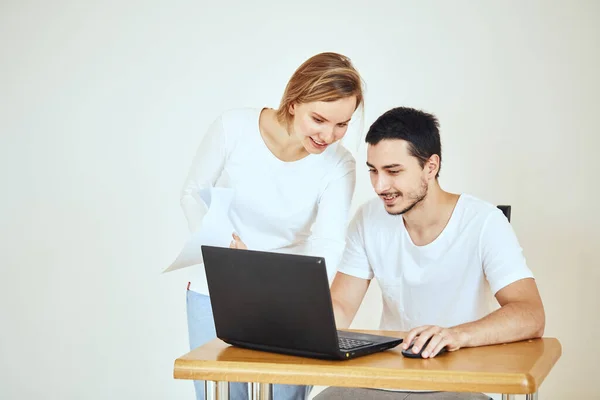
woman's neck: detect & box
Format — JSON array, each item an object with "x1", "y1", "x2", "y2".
[{"x1": 259, "y1": 108, "x2": 309, "y2": 162}]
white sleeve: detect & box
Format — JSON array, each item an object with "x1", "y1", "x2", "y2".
[
  {"x1": 337, "y1": 205, "x2": 374, "y2": 280},
  {"x1": 303, "y1": 157, "x2": 356, "y2": 282},
  {"x1": 180, "y1": 115, "x2": 227, "y2": 233},
  {"x1": 480, "y1": 208, "x2": 535, "y2": 295}
]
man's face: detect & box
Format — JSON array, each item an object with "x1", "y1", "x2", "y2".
[{"x1": 367, "y1": 139, "x2": 429, "y2": 215}]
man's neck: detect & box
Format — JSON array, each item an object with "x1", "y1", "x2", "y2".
[{"x1": 402, "y1": 182, "x2": 460, "y2": 246}]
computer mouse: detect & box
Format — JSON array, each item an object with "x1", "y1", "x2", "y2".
[{"x1": 401, "y1": 337, "x2": 447, "y2": 358}]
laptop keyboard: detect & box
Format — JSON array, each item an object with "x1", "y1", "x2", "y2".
[{"x1": 338, "y1": 337, "x2": 373, "y2": 350}]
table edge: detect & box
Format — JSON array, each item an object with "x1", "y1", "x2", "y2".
[{"x1": 173, "y1": 337, "x2": 562, "y2": 394}]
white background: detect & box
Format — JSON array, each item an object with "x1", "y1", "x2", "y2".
[{"x1": 1, "y1": 1, "x2": 598, "y2": 399}]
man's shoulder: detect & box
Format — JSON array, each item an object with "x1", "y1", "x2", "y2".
[
  {"x1": 456, "y1": 194, "x2": 508, "y2": 232},
  {"x1": 459, "y1": 194, "x2": 501, "y2": 216}
]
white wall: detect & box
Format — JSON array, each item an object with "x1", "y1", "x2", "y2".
[{"x1": 1, "y1": 1, "x2": 598, "y2": 399}]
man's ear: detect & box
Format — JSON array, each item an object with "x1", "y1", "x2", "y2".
[{"x1": 427, "y1": 155, "x2": 440, "y2": 178}]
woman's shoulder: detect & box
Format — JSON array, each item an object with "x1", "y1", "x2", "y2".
[
  {"x1": 322, "y1": 142, "x2": 356, "y2": 170},
  {"x1": 217, "y1": 107, "x2": 262, "y2": 129},
  {"x1": 205, "y1": 107, "x2": 262, "y2": 149},
  {"x1": 308, "y1": 143, "x2": 356, "y2": 189}
]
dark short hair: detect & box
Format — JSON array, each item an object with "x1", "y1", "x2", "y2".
[{"x1": 365, "y1": 107, "x2": 442, "y2": 178}]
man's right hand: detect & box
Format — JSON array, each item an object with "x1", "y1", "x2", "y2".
[{"x1": 402, "y1": 325, "x2": 468, "y2": 358}]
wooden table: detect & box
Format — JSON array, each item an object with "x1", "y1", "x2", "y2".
[{"x1": 174, "y1": 330, "x2": 561, "y2": 400}]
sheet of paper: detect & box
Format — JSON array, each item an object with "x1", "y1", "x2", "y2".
[{"x1": 163, "y1": 187, "x2": 235, "y2": 273}]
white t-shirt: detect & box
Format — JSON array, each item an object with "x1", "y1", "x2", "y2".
[
  {"x1": 338, "y1": 194, "x2": 534, "y2": 331},
  {"x1": 180, "y1": 108, "x2": 356, "y2": 295}
]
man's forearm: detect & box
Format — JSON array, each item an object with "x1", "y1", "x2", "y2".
[
  {"x1": 332, "y1": 299, "x2": 354, "y2": 330},
  {"x1": 452, "y1": 301, "x2": 545, "y2": 348},
  {"x1": 329, "y1": 272, "x2": 371, "y2": 330}
]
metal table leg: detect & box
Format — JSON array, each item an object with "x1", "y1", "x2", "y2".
[
  {"x1": 204, "y1": 381, "x2": 229, "y2": 400},
  {"x1": 502, "y1": 393, "x2": 538, "y2": 400},
  {"x1": 250, "y1": 382, "x2": 273, "y2": 400}
]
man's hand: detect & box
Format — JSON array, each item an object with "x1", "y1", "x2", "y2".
[
  {"x1": 402, "y1": 325, "x2": 469, "y2": 359},
  {"x1": 229, "y1": 232, "x2": 247, "y2": 250}
]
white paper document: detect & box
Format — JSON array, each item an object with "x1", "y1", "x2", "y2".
[{"x1": 163, "y1": 187, "x2": 235, "y2": 273}]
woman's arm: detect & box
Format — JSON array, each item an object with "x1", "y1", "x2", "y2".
[
  {"x1": 305, "y1": 157, "x2": 356, "y2": 282},
  {"x1": 180, "y1": 115, "x2": 228, "y2": 233}
]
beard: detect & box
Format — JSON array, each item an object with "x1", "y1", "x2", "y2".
[{"x1": 386, "y1": 179, "x2": 428, "y2": 216}]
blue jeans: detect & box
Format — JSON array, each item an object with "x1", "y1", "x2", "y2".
[{"x1": 186, "y1": 289, "x2": 312, "y2": 400}]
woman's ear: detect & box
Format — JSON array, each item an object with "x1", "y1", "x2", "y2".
[{"x1": 288, "y1": 103, "x2": 296, "y2": 116}]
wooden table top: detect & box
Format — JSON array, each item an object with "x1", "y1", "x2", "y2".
[{"x1": 174, "y1": 330, "x2": 561, "y2": 394}]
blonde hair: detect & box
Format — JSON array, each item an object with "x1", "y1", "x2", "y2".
[{"x1": 276, "y1": 52, "x2": 364, "y2": 127}]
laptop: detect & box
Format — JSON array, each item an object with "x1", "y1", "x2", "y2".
[{"x1": 200, "y1": 245, "x2": 403, "y2": 360}]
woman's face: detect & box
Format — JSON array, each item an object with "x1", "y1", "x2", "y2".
[{"x1": 290, "y1": 96, "x2": 357, "y2": 154}]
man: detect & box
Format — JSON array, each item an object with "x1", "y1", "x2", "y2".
[{"x1": 315, "y1": 107, "x2": 545, "y2": 400}]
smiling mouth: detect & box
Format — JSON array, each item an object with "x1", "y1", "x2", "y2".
[
  {"x1": 310, "y1": 137, "x2": 328, "y2": 148},
  {"x1": 381, "y1": 193, "x2": 400, "y2": 201}
]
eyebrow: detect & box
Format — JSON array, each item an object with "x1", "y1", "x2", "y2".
[
  {"x1": 366, "y1": 162, "x2": 405, "y2": 169},
  {"x1": 313, "y1": 112, "x2": 352, "y2": 124}
]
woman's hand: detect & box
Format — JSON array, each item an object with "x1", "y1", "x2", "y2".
[{"x1": 229, "y1": 232, "x2": 248, "y2": 250}]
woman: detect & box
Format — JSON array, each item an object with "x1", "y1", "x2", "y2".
[{"x1": 180, "y1": 52, "x2": 364, "y2": 400}]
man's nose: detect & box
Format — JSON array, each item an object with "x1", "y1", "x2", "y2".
[{"x1": 374, "y1": 175, "x2": 390, "y2": 193}]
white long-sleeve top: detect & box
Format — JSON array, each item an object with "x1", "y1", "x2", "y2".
[{"x1": 180, "y1": 108, "x2": 356, "y2": 295}]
